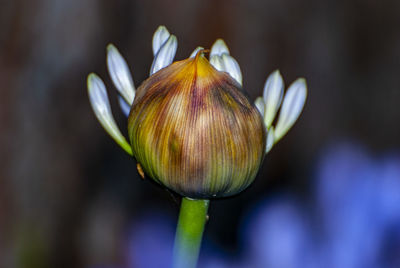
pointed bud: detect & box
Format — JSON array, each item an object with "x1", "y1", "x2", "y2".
[
  {"x1": 128, "y1": 52, "x2": 266, "y2": 198},
  {"x1": 274, "y1": 78, "x2": 307, "y2": 142},
  {"x1": 266, "y1": 126, "x2": 275, "y2": 154},
  {"x1": 221, "y1": 54, "x2": 243, "y2": 85},
  {"x1": 87, "y1": 73, "x2": 133, "y2": 155},
  {"x1": 152, "y1": 25, "x2": 170, "y2": 56},
  {"x1": 210, "y1": 39, "x2": 230, "y2": 57},
  {"x1": 106, "y1": 44, "x2": 135, "y2": 105},
  {"x1": 254, "y1": 97, "x2": 265, "y2": 117},
  {"x1": 190, "y1": 47, "x2": 205, "y2": 58},
  {"x1": 263, "y1": 70, "x2": 284, "y2": 129},
  {"x1": 118, "y1": 95, "x2": 131, "y2": 117},
  {"x1": 150, "y1": 35, "x2": 178, "y2": 75}
]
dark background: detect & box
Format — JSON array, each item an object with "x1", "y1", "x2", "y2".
[{"x1": 1, "y1": 0, "x2": 400, "y2": 267}]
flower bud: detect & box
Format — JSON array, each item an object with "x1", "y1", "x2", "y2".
[{"x1": 128, "y1": 52, "x2": 266, "y2": 198}]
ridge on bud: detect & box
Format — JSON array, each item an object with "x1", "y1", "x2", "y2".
[{"x1": 128, "y1": 52, "x2": 266, "y2": 198}]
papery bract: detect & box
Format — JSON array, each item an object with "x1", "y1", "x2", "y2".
[{"x1": 128, "y1": 52, "x2": 266, "y2": 198}]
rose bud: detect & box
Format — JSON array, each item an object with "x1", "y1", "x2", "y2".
[{"x1": 127, "y1": 51, "x2": 266, "y2": 198}]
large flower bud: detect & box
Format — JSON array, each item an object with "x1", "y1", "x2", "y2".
[{"x1": 128, "y1": 52, "x2": 266, "y2": 198}]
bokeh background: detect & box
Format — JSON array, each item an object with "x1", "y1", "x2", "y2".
[{"x1": 1, "y1": 0, "x2": 400, "y2": 267}]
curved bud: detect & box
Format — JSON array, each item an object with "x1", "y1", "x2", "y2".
[
  {"x1": 210, "y1": 39, "x2": 230, "y2": 57},
  {"x1": 107, "y1": 44, "x2": 135, "y2": 105},
  {"x1": 266, "y1": 126, "x2": 275, "y2": 154},
  {"x1": 263, "y1": 70, "x2": 284, "y2": 129},
  {"x1": 128, "y1": 53, "x2": 266, "y2": 198},
  {"x1": 221, "y1": 54, "x2": 242, "y2": 85},
  {"x1": 87, "y1": 73, "x2": 133, "y2": 156},
  {"x1": 210, "y1": 54, "x2": 243, "y2": 86},
  {"x1": 118, "y1": 95, "x2": 131, "y2": 117},
  {"x1": 190, "y1": 46, "x2": 205, "y2": 58},
  {"x1": 152, "y1": 25, "x2": 170, "y2": 56},
  {"x1": 209, "y1": 39, "x2": 242, "y2": 85},
  {"x1": 209, "y1": 55, "x2": 225, "y2": 72},
  {"x1": 274, "y1": 78, "x2": 307, "y2": 142},
  {"x1": 150, "y1": 35, "x2": 178, "y2": 75},
  {"x1": 254, "y1": 97, "x2": 265, "y2": 117}
]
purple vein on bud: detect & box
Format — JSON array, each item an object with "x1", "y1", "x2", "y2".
[{"x1": 128, "y1": 53, "x2": 265, "y2": 198}]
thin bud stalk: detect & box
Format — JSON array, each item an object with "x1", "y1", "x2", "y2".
[{"x1": 173, "y1": 198, "x2": 210, "y2": 268}]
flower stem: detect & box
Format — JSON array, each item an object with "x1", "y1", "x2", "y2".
[{"x1": 173, "y1": 197, "x2": 210, "y2": 268}]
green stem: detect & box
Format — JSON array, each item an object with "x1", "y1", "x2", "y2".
[{"x1": 173, "y1": 197, "x2": 210, "y2": 268}]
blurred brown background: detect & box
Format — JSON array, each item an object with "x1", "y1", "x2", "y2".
[{"x1": 1, "y1": 0, "x2": 400, "y2": 267}]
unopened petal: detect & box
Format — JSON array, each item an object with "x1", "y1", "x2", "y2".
[
  {"x1": 254, "y1": 97, "x2": 265, "y2": 117},
  {"x1": 118, "y1": 95, "x2": 131, "y2": 117},
  {"x1": 210, "y1": 54, "x2": 243, "y2": 85},
  {"x1": 263, "y1": 70, "x2": 284, "y2": 129},
  {"x1": 221, "y1": 54, "x2": 242, "y2": 85},
  {"x1": 150, "y1": 35, "x2": 178, "y2": 75},
  {"x1": 266, "y1": 126, "x2": 275, "y2": 153},
  {"x1": 87, "y1": 73, "x2": 133, "y2": 155},
  {"x1": 152, "y1": 25, "x2": 170, "y2": 56},
  {"x1": 274, "y1": 78, "x2": 307, "y2": 142},
  {"x1": 209, "y1": 55, "x2": 225, "y2": 72},
  {"x1": 210, "y1": 39, "x2": 230, "y2": 57},
  {"x1": 190, "y1": 46, "x2": 204, "y2": 58},
  {"x1": 107, "y1": 44, "x2": 135, "y2": 104}
]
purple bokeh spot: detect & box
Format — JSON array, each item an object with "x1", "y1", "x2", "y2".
[
  {"x1": 125, "y1": 210, "x2": 175, "y2": 268},
  {"x1": 241, "y1": 195, "x2": 313, "y2": 268},
  {"x1": 102, "y1": 141, "x2": 400, "y2": 268}
]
